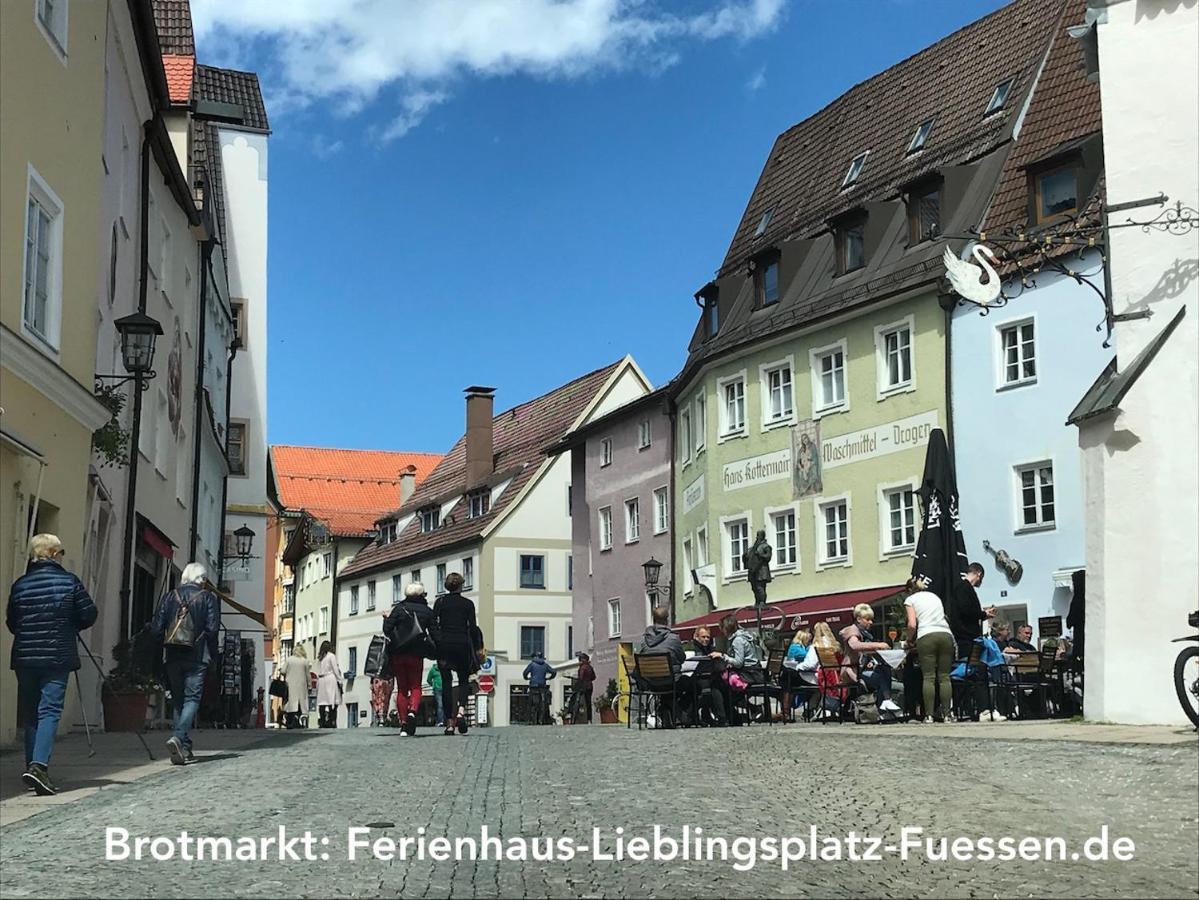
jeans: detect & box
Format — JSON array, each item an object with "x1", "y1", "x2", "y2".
[
  {"x1": 859, "y1": 663, "x2": 892, "y2": 706},
  {"x1": 17, "y1": 669, "x2": 69, "y2": 767},
  {"x1": 433, "y1": 689, "x2": 445, "y2": 725},
  {"x1": 164, "y1": 659, "x2": 207, "y2": 751}
]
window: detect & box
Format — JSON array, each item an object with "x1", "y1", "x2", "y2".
[
  {"x1": 705, "y1": 295, "x2": 719, "y2": 338},
  {"x1": 755, "y1": 258, "x2": 780, "y2": 307},
  {"x1": 23, "y1": 172, "x2": 63, "y2": 350},
  {"x1": 392, "y1": 574, "x2": 402, "y2": 603},
  {"x1": 680, "y1": 407, "x2": 693, "y2": 463},
  {"x1": 719, "y1": 375, "x2": 746, "y2": 436},
  {"x1": 436, "y1": 564, "x2": 446, "y2": 594},
  {"x1": 907, "y1": 118, "x2": 934, "y2": 154},
  {"x1": 682, "y1": 538, "x2": 694, "y2": 593},
  {"x1": 347, "y1": 646, "x2": 358, "y2": 678},
  {"x1": 468, "y1": 490, "x2": 490, "y2": 519},
  {"x1": 842, "y1": 151, "x2": 869, "y2": 188},
  {"x1": 349, "y1": 586, "x2": 360, "y2": 616},
  {"x1": 566, "y1": 555, "x2": 572, "y2": 591},
  {"x1": 226, "y1": 422, "x2": 247, "y2": 476},
  {"x1": 836, "y1": 216, "x2": 866, "y2": 274},
  {"x1": 625, "y1": 498, "x2": 640, "y2": 543},
  {"x1": 772, "y1": 509, "x2": 797, "y2": 567},
  {"x1": 462, "y1": 557, "x2": 474, "y2": 590},
  {"x1": 811, "y1": 342, "x2": 848, "y2": 413},
  {"x1": 985, "y1": 78, "x2": 1013, "y2": 115},
  {"x1": 36, "y1": 0, "x2": 68, "y2": 55},
  {"x1": 876, "y1": 319, "x2": 914, "y2": 394},
  {"x1": 1034, "y1": 163, "x2": 1079, "y2": 223},
  {"x1": 367, "y1": 581, "x2": 376, "y2": 610},
  {"x1": 696, "y1": 525, "x2": 709, "y2": 569},
  {"x1": 607, "y1": 598, "x2": 622, "y2": 638},
  {"x1": 754, "y1": 206, "x2": 774, "y2": 237},
  {"x1": 520, "y1": 626, "x2": 546, "y2": 660},
  {"x1": 380, "y1": 522, "x2": 397, "y2": 544},
  {"x1": 566, "y1": 484, "x2": 572, "y2": 517},
  {"x1": 762, "y1": 361, "x2": 794, "y2": 424},
  {"x1": 999, "y1": 319, "x2": 1037, "y2": 387},
  {"x1": 419, "y1": 507, "x2": 440, "y2": 533},
  {"x1": 409, "y1": 569, "x2": 421, "y2": 585},
  {"x1": 230, "y1": 299, "x2": 246, "y2": 348},
  {"x1": 907, "y1": 181, "x2": 940, "y2": 244},
  {"x1": 726, "y1": 518, "x2": 750, "y2": 577},
  {"x1": 520, "y1": 555, "x2": 545, "y2": 589},
  {"x1": 638, "y1": 419, "x2": 652, "y2": 449},
  {"x1": 319, "y1": 606, "x2": 329, "y2": 634},
  {"x1": 346, "y1": 702, "x2": 359, "y2": 727},
  {"x1": 882, "y1": 486, "x2": 917, "y2": 553},
  {"x1": 819, "y1": 499, "x2": 850, "y2": 565},
  {"x1": 653, "y1": 488, "x2": 669, "y2": 534},
  {"x1": 694, "y1": 394, "x2": 706, "y2": 452},
  {"x1": 1016, "y1": 463, "x2": 1055, "y2": 530},
  {"x1": 598, "y1": 507, "x2": 612, "y2": 550},
  {"x1": 323, "y1": 552, "x2": 333, "y2": 578},
  {"x1": 599, "y1": 437, "x2": 612, "y2": 467}
]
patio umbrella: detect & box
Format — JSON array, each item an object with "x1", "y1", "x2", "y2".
[{"x1": 910, "y1": 428, "x2": 973, "y2": 640}]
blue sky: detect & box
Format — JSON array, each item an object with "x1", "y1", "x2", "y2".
[{"x1": 194, "y1": 0, "x2": 1007, "y2": 454}]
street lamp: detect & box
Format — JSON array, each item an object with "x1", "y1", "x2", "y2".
[
  {"x1": 96, "y1": 311, "x2": 164, "y2": 389},
  {"x1": 233, "y1": 524, "x2": 257, "y2": 561},
  {"x1": 642, "y1": 557, "x2": 665, "y2": 592}
]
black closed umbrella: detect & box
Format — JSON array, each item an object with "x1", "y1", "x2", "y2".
[{"x1": 911, "y1": 428, "x2": 978, "y2": 646}]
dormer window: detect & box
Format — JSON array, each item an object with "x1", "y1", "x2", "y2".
[
  {"x1": 984, "y1": 78, "x2": 1013, "y2": 115},
  {"x1": 907, "y1": 118, "x2": 934, "y2": 154},
  {"x1": 419, "y1": 507, "x2": 440, "y2": 533},
  {"x1": 754, "y1": 254, "x2": 780, "y2": 307},
  {"x1": 835, "y1": 214, "x2": 867, "y2": 275},
  {"x1": 698, "y1": 284, "x2": 719, "y2": 339},
  {"x1": 379, "y1": 522, "x2": 398, "y2": 544},
  {"x1": 907, "y1": 179, "x2": 942, "y2": 244},
  {"x1": 468, "y1": 489, "x2": 490, "y2": 519},
  {"x1": 841, "y1": 151, "x2": 869, "y2": 188},
  {"x1": 754, "y1": 206, "x2": 774, "y2": 237},
  {"x1": 1032, "y1": 161, "x2": 1079, "y2": 223}
]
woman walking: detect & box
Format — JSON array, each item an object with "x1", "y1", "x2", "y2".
[
  {"x1": 433, "y1": 573, "x2": 480, "y2": 735},
  {"x1": 279, "y1": 644, "x2": 311, "y2": 729},
  {"x1": 316, "y1": 641, "x2": 344, "y2": 728},
  {"x1": 383, "y1": 583, "x2": 436, "y2": 736},
  {"x1": 904, "y1": 575, "x2": 954, "y2": 722}
]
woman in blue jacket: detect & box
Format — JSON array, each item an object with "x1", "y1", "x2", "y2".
[{"x1": 6, "y1": 534, "x2": 97, "y2": 795}]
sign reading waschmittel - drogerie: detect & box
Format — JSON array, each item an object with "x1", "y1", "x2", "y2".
[
  {"x1": 722, "y1": 447, "x2": 791, "y2": 492},
  {"x1": 822, "y1": 410, "x2": 940, "y2": 470}
]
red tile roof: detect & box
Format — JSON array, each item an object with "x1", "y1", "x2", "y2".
[
  {"x1": 270, "y1": 446, "x2": 444, "y2": 538},
  {"x1": 162, "y1": 54, "x2": 195, "y2": 105},
  {"x1": 341, "y1": 360, "x2": 627, "y2": 577}
]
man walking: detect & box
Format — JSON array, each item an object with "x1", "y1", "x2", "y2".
[
  {"x1": 150, "y1": 563, "x2": 220, "y2": 765},
  {"x1": 7, "y1": 534, "x2": 98, "y2": 795},
  {"x1": 522, "y1": 652, "x2": 556, "y2": 724}
]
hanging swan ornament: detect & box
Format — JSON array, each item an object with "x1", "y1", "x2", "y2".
[{"x1": 943, "y1": 244, "x2": 1003, "y2": 307}]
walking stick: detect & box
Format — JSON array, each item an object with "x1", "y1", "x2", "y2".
[
  {"x1": 74, "y1": 670, "x2": 96, "y2": 757},
  {"x1": 77, "y1": 636, "x2": 155, "y2": 761}
]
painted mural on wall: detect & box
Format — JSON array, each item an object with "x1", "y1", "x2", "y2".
[
  {"x1": 168, "y1": 316, "x2": 183, "y2": 436},
  {"x1": 792, "y1": 419, "x2": 823, "y2": 498}
]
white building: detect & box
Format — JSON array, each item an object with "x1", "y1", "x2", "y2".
[
  {"x1": 339, "y1": 358, "x2": 651, "y2": 726},
  {"x1": 1067, "y1": 0, "x2": 1199, "y2": 724}
]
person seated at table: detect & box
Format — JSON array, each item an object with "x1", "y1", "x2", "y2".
[
  {"x1": 781, "y1": 630, "x2": 812, "y2": 717},
  {"x1": 1008, "y1": 624, "x2": 1037, "y2": 653},
  {"x1": 840, "y1": 604, "x2": 901, "y2": 714},
  {"x1": 794, "y1": 622, "x2": 845, "y2": 717},
  {"x1": 688, "y1": 625, "x2": 717, "y2": 657},
  {"x1": 950, "y1": 633, "x2": 1010, "y2": 721},
  {"x1": 638, "y1": 606, "x2": 685, "y2": 670},
  {"x1": 990, "y1": 622, "x2": 1013, "y2": 650},
  {"x1": 677, "y1": 627, "x2": 727, "y2": 727},
  {"x1": 706, "y1": 614, "x2": 767, "y2": 723}
]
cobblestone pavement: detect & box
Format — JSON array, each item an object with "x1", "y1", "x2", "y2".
[{"x1": 1, "y1": 724, "x2": 1196, "y2": 899}]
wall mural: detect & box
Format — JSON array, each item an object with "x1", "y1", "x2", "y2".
[
  {"x1": 791, "y1": 419, "x2": 823, "y2": 499},
  {"x1": 168, "y1": 316, "x2": 182, "y2": 436}
]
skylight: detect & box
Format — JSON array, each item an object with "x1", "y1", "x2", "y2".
[
  {"x1": 985, "y1": 78, "x2": 1013, "y2": 115},
  {"x1": 754, "y1": 206, "x2": 774, "y2": 237},
  {"x1": 842, "y1": 151, "x2": 869, "y2": 188},
  {"x1": 907, "y1": 118, "x2": 934, "y2": 154}
]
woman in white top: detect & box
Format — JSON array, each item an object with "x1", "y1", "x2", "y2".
[
  {"x1": 279, "y1": 644, "x2": 312, "y2": 729},
  {"x1": 904, "y1": 576, "x2": 954, "y2": 722},
  {"x1": 315, "y1": 641, "x2": 345, "y2": 728}
]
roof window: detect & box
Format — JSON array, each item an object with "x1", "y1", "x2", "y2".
[
  {"x1": 754, "y1": 206, "x2": 774, "y2": 237},
  {"x1": 907, "y1": 118, "x2": 934, "y2": 154},
  {"x1": 984, "y1": 78, "x2": 1013, "y2": 115},
  {"x1": 841, "y1": 151, "x2": 869, "y2": 189}
]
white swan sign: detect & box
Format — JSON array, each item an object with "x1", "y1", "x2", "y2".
[{"x1": 943, "y1": 244, "x2": 1003, "y2": 307}]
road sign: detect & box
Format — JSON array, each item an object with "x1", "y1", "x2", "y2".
[{"x1": 478, "y1": 674, "x2": 495, "y2": 694}]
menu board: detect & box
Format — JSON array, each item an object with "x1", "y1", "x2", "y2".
[
  {"x1": 1038, "y1": 616, "x2": 1063, "y2": 639},
  {"x1": 222, "y1": 630, "x2": 242, "y2": 696}
]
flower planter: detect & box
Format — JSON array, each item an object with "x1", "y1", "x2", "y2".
[
  {"x1": 599, "y1": 708, "x2": 618, "y2": 725},
  {"x1": 103, "y1": 691, "x2": 149, "y2": 732}
]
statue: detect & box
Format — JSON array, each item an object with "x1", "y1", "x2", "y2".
[{"x1": 743, "y1": 529, "x2": 773, "y2": 607}]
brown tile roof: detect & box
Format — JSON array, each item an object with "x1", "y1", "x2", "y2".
[
  {"x1": 190, "y1": 119, "x2": 226, "y2": 243},
  {"x1": 152, "y1": 0, "x2": 195, "y2": 56},
  {"x1": 985, "y1": 0, "x2": 1101, "y2": 234},
  {"x1": 162, "y1": 54, "x2": 195, "y2": 105},
  {"x1": 341, "y1": 360, "x2": 626, "y2": 577},
  {"x1": 720, "y1": 0, "x2": 1067, "y2": 278},
  {"x1": 194, "y1": 64, "x2": 271, "y2": 133},
  {"x1": 271, "y1": 446, "x2": 444, "y2": 538}
]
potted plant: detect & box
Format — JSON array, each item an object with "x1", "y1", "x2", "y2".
[
  {"x1": 101, "y1": 639, "x2": 158, "y2": 732},
  {"x1": 557, "y1": 706, "x2": 573, "y2": 725},
  {"x1": 596, "y1": 678, "x2": 619, "y2": 724}
]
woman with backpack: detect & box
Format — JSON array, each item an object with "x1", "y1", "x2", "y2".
[
  {"x1": 383, "y1": 582, "x2": 436, "y2": 735},
  {"x1": 433, "y1": 573, "x2": 480, "y2": 735},
  {"x1": 316, "y1": 641, "x2": 345, "y2": 727}
]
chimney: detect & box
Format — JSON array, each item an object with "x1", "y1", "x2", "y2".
[
  {"x1": 464, "y1": 386, "x2": 496, "y2": 489},
  {"x1": 399, "y1": 464, "x2": 417, "y2": 506}
]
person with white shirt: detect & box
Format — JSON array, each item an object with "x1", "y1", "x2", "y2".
[{"x1": 904, "y1": 575, "x2": 954, "y2": 722}]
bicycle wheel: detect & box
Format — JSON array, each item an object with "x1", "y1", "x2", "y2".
[{"x1": 1174, "y1": 646, "x2": 1199, "y2": 727}]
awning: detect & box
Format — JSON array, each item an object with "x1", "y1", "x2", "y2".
[
  {"x1": 140, "y1": 523, "x2": 175, "y2": 559},
  {"x1": 672, "y1": 584, "x2": 904, "y2": 641}
]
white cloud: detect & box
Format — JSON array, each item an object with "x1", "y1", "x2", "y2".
[
  {"x1": 746, "y1": 65, "x2": 767, "y2": 93},
  {"x1": 311, "y1": 135, "x2": 345, "y2": 158},
  {"x1": 191, "y1": 0, "x2": 785, "y2": 138}
]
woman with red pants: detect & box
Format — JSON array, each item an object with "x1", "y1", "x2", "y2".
[{"x1": 382, "y1": 582, "x2": 435, "y2": 735}]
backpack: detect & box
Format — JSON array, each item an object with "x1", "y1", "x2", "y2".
[
  {"x1": 852, "y1": 696, "x2": 880, "y2": 725},
  {"x1": 163, "y1": 592, "x2": 196, "y2": 648}
]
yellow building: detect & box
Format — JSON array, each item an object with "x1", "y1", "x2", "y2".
[{"x1": 1, "y1": 2, "x2": 112, "y2": 744}]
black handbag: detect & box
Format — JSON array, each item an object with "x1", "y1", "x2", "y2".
[{"x1": 269, "y1": 677, "x2": 289, "y2": 702}]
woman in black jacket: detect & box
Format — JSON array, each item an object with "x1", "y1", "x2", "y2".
[{"x1": 433, "y1": 573, "x2": 480, "y2": 735}]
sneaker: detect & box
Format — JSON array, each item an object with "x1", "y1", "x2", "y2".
[
  {"x1": 166, "y1": 736, "x2": 187, "y2": 766},
  {"x1": 22, "y1": 764, "x2": 56, "y2": 796},
  {"x1": 985, "y1": 712, "x2": 1008, "y2": 722},
  {"x1": 404, "y1": 714, "x2": 417, "y2": 736},
  {"x1": 185, "y1": 749, "x2": 197, "y2": 764},
  {"x1": 456, "y1": 707, "x2": 469, "y2": 734},
  {"x1": 879, "y1": 699, "x2": 902, "y2": 713}
]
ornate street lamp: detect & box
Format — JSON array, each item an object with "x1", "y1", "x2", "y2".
[
  {"x1": 642, "y1": 557, "x2": 665, "y2": 592},
  {"x1": 96, "y1": 311, "x2": 164, "y2": 389},
  {"x1": 233, "y1": 524, "x2": 257, "y2": 561}
]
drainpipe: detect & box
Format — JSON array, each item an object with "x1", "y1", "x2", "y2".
[
  {"x1": 188, "y1": 238, "x2": 213, "y2": 561},
  {"x1": 329, "y1": 538, "x2": 340, "y2": 649},
  {"x1": 215, "y1": 340, "x2": 239, "y2": 586}
]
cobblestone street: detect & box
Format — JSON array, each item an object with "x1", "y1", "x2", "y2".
[{"x1": 0, "y1": 723, "x2": 1196, "y2": 898}]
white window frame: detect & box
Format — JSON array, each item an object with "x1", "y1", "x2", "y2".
[
  {"x1": 637, "y1": 419, "x2": 651, "y2": 450},
  {"x1": 519, "y1": 554, "x2": 546, "y2": 589},
  {"x1": 419, "y1": 507, "x2": 440, "y2": 533},
  {"x1": 907, "y1": 118, "x2": 934, "y2": 155},
  {"x1": 680, "y1": 406, "x2": 693, "y2": 465},
  {"x1": 716, "y1": 370, "x2": 748, "y2": 441},
  {"x1": 652, "y1": 486, "x2": 669, "y2": 535},
  {"x1": 813, "y1": 492, "x2": 853, "y2": 570},
  {"x1": 809, "y1": 339, "x2": 850, "y2": 417},
  {"x1": 598, "y1": 506, "x2": 613, "y2": 551},
  {"x1": 462, "y1": 557, "x2": 474, "y2": 591},
  {"x1": 468, "y1": 490, "x2": 489, "y2": 519},
  {"x1": 1013, "y1": 459, "x2": 1056, "y2": 533},
  {"x1": 392, "y1": 574, "x2": 402, "y2": 603},
  {"x1": 877, "y1": 478, "x2": 919, "y2": 559},
  {"x1": 759, "y1": 355, "x2": 796, "y2": 430},
  {"x1": 682, "y1": 537, "x2": 694, "y2": 595},
  {"x1": 695, "y1": 524, "x2": 709, "y2": 569},
  {"x1": 693, "y1": 392, "x2": 707, "y2": 453},
  {"x1": 21, "y1": 166, "x2": 65, "y2": 354},
  {"x1": 349, "y1": 585, "x2": 360, "y2": 616},
  {"x1": 874, "y1": 315, "x2": 916, "y2": 398},
  {"x1": 985, "y1": 78, "x2": 1013, "y2": 115},
  {"x1": 436, "y1": 564, "x2": 446, "y2": 594},
  {"x1": 719, "y1": 511, "x2": 752, "y2": 582},
  {"x1": 35, "y1": 0, "x2": 69, "y2": 61},
  {"x1": 994, "y1": 315, "x2": 1038, "y2": 390},
  {"x1": 599, "y1": 437, "x2": 613, "y2": 468},
  {"x1": 842, "y1": 150, "x2": 869, "y2": 188},
  {"x1": 765, "y1": 503, "x2": 800, "y2": 572},
  {"x1": 624, "y1": 497, "x2": 640, "y2": 544},
  {"x1": 607, "y1": 598, "x2": 622, "y2": 639}
]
